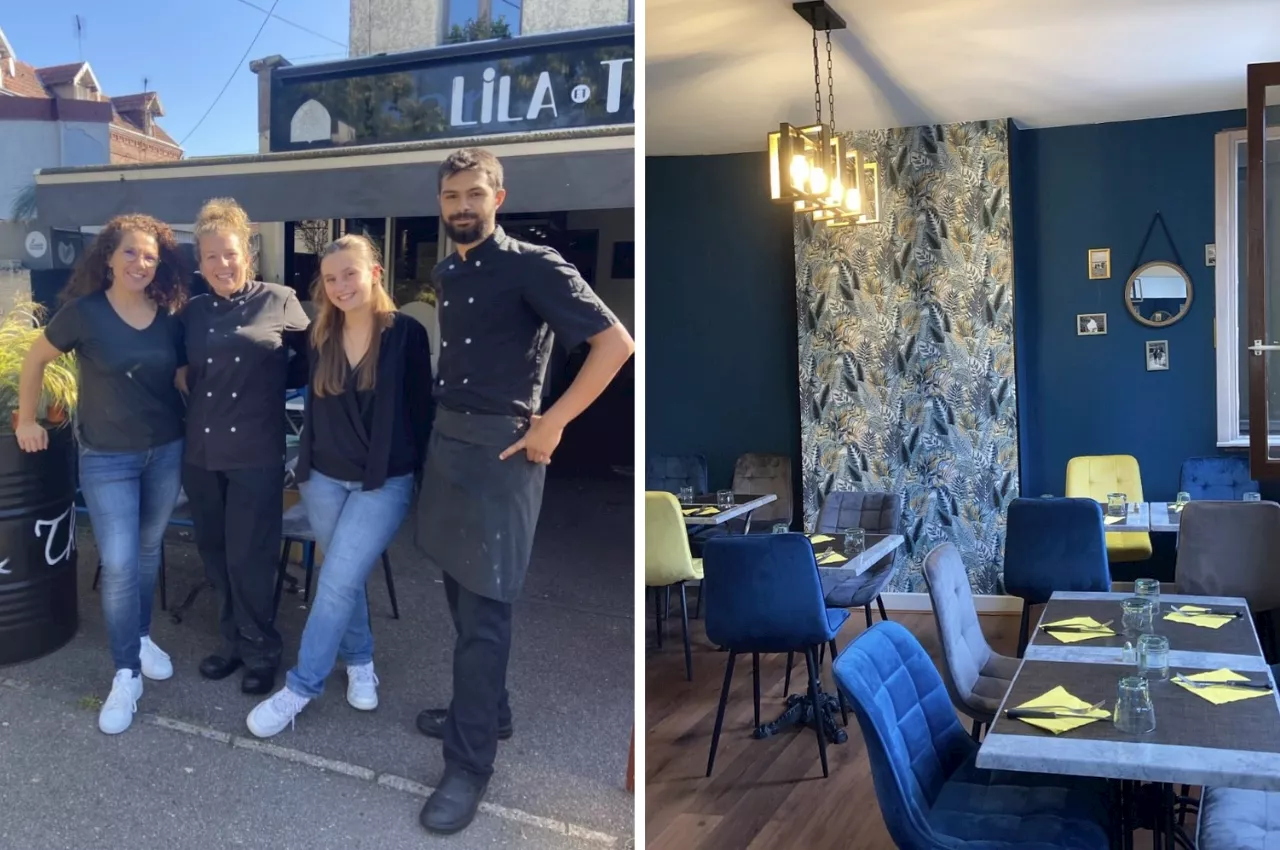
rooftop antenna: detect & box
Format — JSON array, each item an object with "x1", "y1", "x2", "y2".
[{"x1": 73, "y1": 15, "x2": 85, "y2": 61}]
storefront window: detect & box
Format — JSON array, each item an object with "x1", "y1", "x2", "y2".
[
  {"x1": 447, "y1": 0, "x2": 522, "y2": 39},
  {"x1": 285, "y1": 219, "x2": 334, "y2": 300},
  {"x1": 390, "y1": 217, "x2": 440, "y2": 307}
]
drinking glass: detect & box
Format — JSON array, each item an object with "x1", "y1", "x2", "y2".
[
  {"x1": 772, "y1": 523, "x2": 790, "y2": 534},
  {"x1": 1134, "y1": 578, "x2": 1160, "y2": 614},
  {"x1": 1107, "y1": 493, "x2": 1127, "y2": 518},
  {"x1": 843, "y1": 528, "x2": 865, "y2": 556},
  {"x1": 1137, "y1": 634, "x2": 1170, "y2": 680},
  {"x1": 1113, "y1": 675, "x2": 1157, "y2": 734},
  {"x1": 1175, "y1": 491, "x2": 1191, "y2": 506},
  {"x1": 1244, "y1": 492, "x2": 1263, "y2": 502},
  {"x1": 716, "y1": 489, "x2": 734, "y2": 509},
  {"x1": 677, "y1": 486, "x2": 694, "y2": 505},
  {"x1": 1121, "y1": 597, "x2": 1155, "y2": 636}
]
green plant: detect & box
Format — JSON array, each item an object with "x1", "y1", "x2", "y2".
[
  {"x1": 445, "y1": 16, "x2": 513, "y2": 44},
  {"x1": 0, "y1": 299, "x2": 77, "y2": 429}
]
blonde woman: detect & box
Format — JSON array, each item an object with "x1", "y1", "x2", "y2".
[
  {"x1": 247, "y1": 234, "x2": 433, "y2": 737},
  {"x1": 178, "y1": 198, "x2": 310, "y2": 695}
]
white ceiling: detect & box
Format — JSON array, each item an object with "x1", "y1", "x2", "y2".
[{"x1": 644, "y1": 0, "x2": 1280, "y2": 156}]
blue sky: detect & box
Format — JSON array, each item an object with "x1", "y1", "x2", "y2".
[{"x1": 3, "y1": 0, "x2": 350, "y2": 157}]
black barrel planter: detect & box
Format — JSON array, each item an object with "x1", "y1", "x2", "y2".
[{"x1": 0, "y1": 422, "x2": 78, "y2": 666}]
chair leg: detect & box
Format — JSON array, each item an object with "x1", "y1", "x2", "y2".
[
  {"x1": 273, "y1": 539, "x2": 292, "y2": 617},
  {"x1": 804, "y1": 646, "x2": 830, "y2": 778},
  {"x1": 706, "y1": 651, "x2": 738, "y2": 777},
  {"x1": 664, "y1": 586, "x2": 671, "y2": 621},
  {"x1": 303, "y1": 542, "x2": 316, "y2": 601},
  {"x1": 1017, "y1": 602, "x2": 1031, "y2": 658},
  {"x1": 783, "y1": 651, "x2": 794, "y2": 697},
  {"x1": 751, "y1": 652, "x2": 761, "y2": 727},
  {"x1": 864, "y1": 604, "x2": 873, "y2": 629},
  {"x1": 694, "y1": 582, "x2": 702, "y2": 619},
  {"x1": 679, "y1": 583, "x2": 692, "y2": 681},
  {"x1": 93, "y1": 560, "x2": 101, "y2": 591},
  {"x1": 829, "y1": 638, "x2": 848, "y2": 726},
  {"x1": 158, "y1": 546, "x2": 168, "y2": 612},
  {"x1": 818, "y1": 642, "x2": 825, "y2": 666},
  {"x1": 380, "y1": 552, "x2": 399, "y2": 620},
  {"x1": 876, "y1": 594, "x2": 889, "y2": 622},
  {"x1": 653, "y1": 588, "x2": 663, "y2": 649},
  {"x1": 970, "y1": 719, "x2": 982, "y2": 741}
]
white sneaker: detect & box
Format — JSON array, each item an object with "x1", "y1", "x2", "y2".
[
  {"x1": 346, "y1": 662, "x2": 379, "y2": 711},
  {"x1": 98, "y1": 669, "x2": 143, "y2": 735},
  {"x1": 139, "y1": 636, "x2": 173, "y2": 681},
  {"x1": 246, "y1": 687, "x2": 311, "y2": 738}
]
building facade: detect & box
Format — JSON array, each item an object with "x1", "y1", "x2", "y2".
[{"x1": 348, "y1": 0, "x2": 633, "y2": 57}]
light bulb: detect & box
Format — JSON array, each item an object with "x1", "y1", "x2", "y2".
[
  {"x1": 828, "y1": 177, "x2": 844, "y2": 205},
  {"x1": 790, "y1": 155, "x2": 809, "y2": 191},
  {"x1": 810, "y1": 166, "x2": 828, "y2": 195},
  {"x1": 845, "y1": 186, "x2": 861, "y2": 212}
]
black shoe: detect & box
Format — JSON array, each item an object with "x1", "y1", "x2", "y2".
[
  {"x1": 241, "y1": 667, "x2": 276, "y2": 695},
  {"x1": 199, "y1": 654, "x2": 243, "y2": 681},
  {"x1": 415, "y1": 708, "x2": 513, "y2": 741},
  {"x1": 419, "y1": 771, "x2": 489, "y2": 835}
]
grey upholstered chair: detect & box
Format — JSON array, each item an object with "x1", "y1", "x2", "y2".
[
  {"x1": 1177, "y1": 500, "x2": 1280, "y2": 656},
  {"x1": 922, "y1": 542, "x2": 1019, "y2": 739},
  {"x1": 732, "y1": 452, "x2": 793, "y2": 527},
  {"x1": 783, "y1": 490, "x2": 902, "y2": 696}
]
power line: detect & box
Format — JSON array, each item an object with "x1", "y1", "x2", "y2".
[
  {"x1": 179, "y1": 0, "x2": 282, "y2": 146},
  {"x1": 228, "y1": 0, "x2": 348, "y2": 49}
]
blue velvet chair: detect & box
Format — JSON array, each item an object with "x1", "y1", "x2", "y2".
[
  {"x1": 644, "y1": 454, "x2": 709, "y2": 495},
  {"x1": 1180, "y1": 455, "x2": 1258, "y2": 501},
  {"x1": 1003, "y1": 497, "x2": 1111, "y2": 657},
  {"x1": 702, "y1": 533, "x2": 850, "y2": 778},
  {"x1": 831, "y1": 621, "x2": 1113, "y2": 849}
]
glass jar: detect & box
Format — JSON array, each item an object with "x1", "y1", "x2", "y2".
[
  {"x1": 1114, "y1": 675, "x2": 1157, "y2": 734},
  {"x1": 716, "y1": 489, "x2": 734, "y2": 509},
  {"x1": 843, "y1": 528, "x2": 865, "y2": 556},
  {"x1": 677, "y1": 486, "x2": 694, "y2": 505},
  {"x1": 1107, "y1": 493, "x2": 1127, "y2": 518},
  {"x1": 1121, "y1": 597, "x2": 1155, "y2": 636}
]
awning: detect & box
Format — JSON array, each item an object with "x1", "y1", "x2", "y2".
[{"x1": 34, "y1": 131, "x2": 633, "y2": 227}]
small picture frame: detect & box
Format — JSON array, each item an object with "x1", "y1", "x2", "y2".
[
  {"x1": 1077, "y1": 313, "x2": 1107, "y2": 336},
  {"x1": 1088, "y1": 248, "x2": 1111, "y2": 280},
  {"x1": 1206, "y1": 243, "x2": 1217, "y2": 266},
  {"x1": 1146, "y1": 340, "x2": 1169, "y2": 371}
]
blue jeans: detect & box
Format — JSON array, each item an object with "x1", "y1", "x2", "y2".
[
  {"x1": 287, "y1": 470, "x2": 414, "y2": 698},
  {"x1": 78, "y1": 438, "x2": 184, "y2": 673}
]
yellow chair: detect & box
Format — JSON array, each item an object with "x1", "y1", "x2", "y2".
[
  {"x1": 645, "y1": 491, "x2": 704, "y2": 681},
  {"x1": 1065, "y1": 455, "x2": 1152, "y2": 562}
]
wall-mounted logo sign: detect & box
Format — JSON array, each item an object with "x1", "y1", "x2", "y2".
[
  {"x1": 270, "y1": 27, "x2": 634, "y2": 152},
  {"x1": 56, "y1": 239, "x2": 76, "y2": 267},
  {"x1": 24, "y1": 231, "x2": 48, "y2": 259}
]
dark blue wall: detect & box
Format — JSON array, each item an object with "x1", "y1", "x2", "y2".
[
  {"x1": 645, "y1": 153, "x2": 802, "y2": 502},
  {"x1": 1012, "y1": 109, "x2": 1244, "y2": 502}
]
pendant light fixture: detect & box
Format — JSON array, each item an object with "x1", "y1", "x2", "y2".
[{"x1": 767, "y1": 1, "x2": 878, "y2": 225}]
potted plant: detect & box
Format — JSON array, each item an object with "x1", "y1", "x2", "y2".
[{"x1": 0, "y1": 298, "x2": 80, "y2": 667}]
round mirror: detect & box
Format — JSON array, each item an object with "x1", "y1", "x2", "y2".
[{"x1": 1124, "y1": 261, "x2": 1193, "y2": 328}]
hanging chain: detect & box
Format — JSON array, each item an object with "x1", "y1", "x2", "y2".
[
  {"x1": 812, "y1": 29, "x2": 823, "y2": 127},
  {"x1": 825, "y1": 30, "x2": 836, "y2": 139}
]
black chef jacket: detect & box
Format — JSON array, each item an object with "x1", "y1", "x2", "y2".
[
  {"x1": 179, "y1": 280, "x2": 310, "y2": 470},
  {"x1": 431, "y1": 226, "x2": 619, "y2": 417}
]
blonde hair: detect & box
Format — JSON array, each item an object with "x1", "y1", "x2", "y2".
[
  {"x1": 193, "y1": 197, "x2": 255, "y2": 275},
  {"x1": 310, "y1": 234, "x2": 396, "y2": 397}
]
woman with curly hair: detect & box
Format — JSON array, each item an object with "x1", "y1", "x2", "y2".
[
  {"x1": 15, "y1": 213, "x2": 188, "y2": 735},
  {"x1": 177, "y1": 198, "x2": 309, "y2": 697}
]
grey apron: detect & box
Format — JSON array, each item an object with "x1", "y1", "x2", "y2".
[{"x1": 414, "y1": 408, "x2": 547, "y2": 603}]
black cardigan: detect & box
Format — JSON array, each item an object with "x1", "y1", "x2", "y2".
[{"x1": 295, "y1": 312, "x2": 435, "y2": 491}]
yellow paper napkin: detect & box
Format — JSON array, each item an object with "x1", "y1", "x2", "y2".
[
  {"x1": 1039, "y1": 616, "x2": 1117, "y2": 644},
  {"x1": 1012, "y1": 686, "x2": 1111, "y2": 734},
  {"x1": 816, "y1": 550, "x2": 848, "y2": 565},
  {"x1": 1173, "y1": 669, "x2": 1274, "y2": 704},
  {"x1": 808, "y1": 534, "x2": 834, "y2": 544},
  {"x1": 1104, "y1": 516, "x2": 1127, "y2": 526},
  {"x1": 1164, "y1": 605, "x2": 1235, "y2": 630}
]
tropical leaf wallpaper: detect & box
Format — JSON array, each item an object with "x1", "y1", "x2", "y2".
[{"x1": 795, "y1": 120, "x2": 1019, "y2": 594}]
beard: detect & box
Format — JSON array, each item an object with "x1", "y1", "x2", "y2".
[{"x1": 443, "y1": 214, "x2": 486, "y2": 245}]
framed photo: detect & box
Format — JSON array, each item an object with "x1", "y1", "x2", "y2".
[
  {"x1": 1088, "y1": 248, "x2": 1111, "y2": 280},
  {"x1": 1146, "y1": 340, "x2": 1169, "y2": 371},
  {"x1": 1077, "y1": 313, "x2": 1107, "y2": 336},
  {"x1": 1206, "y1": 243, "x2": 1217, "y2": 266}
]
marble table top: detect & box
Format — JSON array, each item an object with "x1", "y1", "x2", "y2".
[
  {"x1": 812, "y1": 533, "x2": 904, "y2": 578},
  {"x1": 977, "y1": 590, "x2": 1280, "y2": 790},
  {"x1": 1146, "y1": 501, "x2": 1182, "y2": 533},
  {"x1": 1102, "y1": 502, "x2": 1149, "y2": 531},
  {"x1": 681, "y1": 493, "x2": 777, "y2": 526}
]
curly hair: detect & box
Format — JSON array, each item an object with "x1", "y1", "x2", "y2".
[
  {"x1": 193, "y1": 197, "x2": 255, "y2": 275},
  {"x1": 60, "y1": 214, "x2": 187, "y2": 312}
]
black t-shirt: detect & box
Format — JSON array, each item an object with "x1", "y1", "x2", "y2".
[
  {"x1": 179, "y1": 281, "x2": 310, "y2": 471},
  {"x1": 431, "y1": 227, "x2": 618, "y2": 417},
  {"x1": 44, "y1": 291, "x2": 186, "y2": 452}
]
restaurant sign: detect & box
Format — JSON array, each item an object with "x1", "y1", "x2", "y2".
[{"x1": 270, "y1": 26, "x2": 634, "y2": 152}]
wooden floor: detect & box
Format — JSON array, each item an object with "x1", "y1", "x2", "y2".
[{"x1": 645, "y1": 600, "x2": 1181, "y2": 849}]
